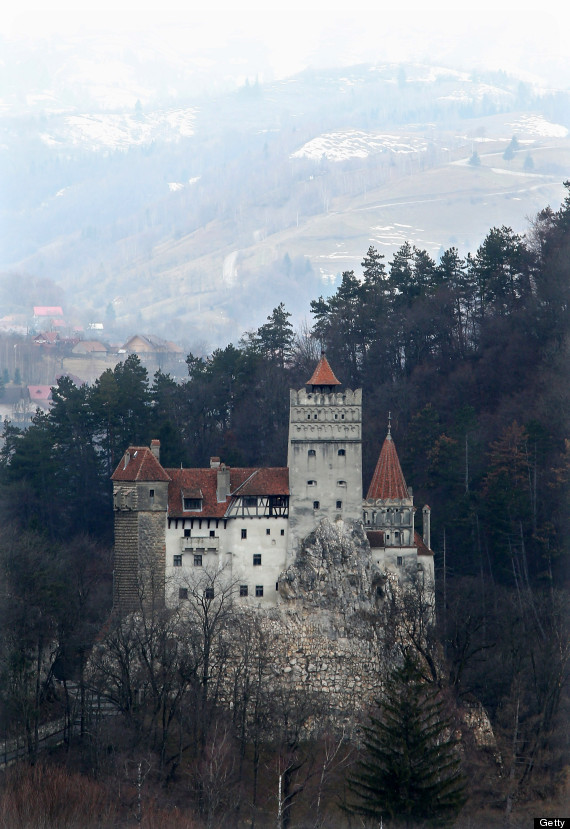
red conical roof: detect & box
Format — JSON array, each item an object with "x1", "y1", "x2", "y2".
[
  {"x1": 111, "y1": 446, "x2": 171, "y2": 483},
  {"x1": 306, "y1": 354, "x2": 341, "y2": 387},
  {"x1": 367, "y1": 433, "x2": 409, "y2": 500}
]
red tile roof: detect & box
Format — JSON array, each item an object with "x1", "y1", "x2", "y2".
[
  {"x1": 34, "y1": 331, "x2": 59, "y2": 345},
  {"x1": 111, "y1": 447, "x2": 171, "y2": 483},
  {"x1": 367, "y1": 434, "x2": 409, "y2": 500},
  {"x1": 28, "y1": 385, "x2": 53, "y2": 401},
  {"x1": 166, "y1": 467, "x2": 289, "y2": 517},
  {"x1": 232, "y1": 468, "x2": 289, "y2": 497},
  {"x1": 415, "y1": 531, "x2": 433, "y2": 556},
  {"x1": 307, "y1": 354, "x2": 341, "y2": 387},
  {"x1": 34, "y1": 306, "x2": 63, "y2": 316},
  {"x1": 366, "y1": 530, "x2": 386, "y2": 548}
]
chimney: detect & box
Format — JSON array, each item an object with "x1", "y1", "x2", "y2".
[
  {"x1": 123, "y1": 450, "x2": 130, "y2": 470},
  {"x1": 422, "y1": 505, "x2": 431, "y2": 550},
  {"x1": 210, "y1": 456, "x2": 221, "y2": 468},
  {"x1": 150, "y1": 439, "x2": 160, "y2": 461},
  {"x1": 217, "y1": 463, "x2": 230, "y2": 502}
]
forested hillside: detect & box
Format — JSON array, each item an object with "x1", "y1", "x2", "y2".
[
  {"x1": 0, "y1": 186, "x2": 568, "y2": 826},
  {"x1": 2, "y1": 59, "x2": 569, "y2": 346}
]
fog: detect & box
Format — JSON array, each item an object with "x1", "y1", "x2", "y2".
[
  {"x1": 1, "y1": 2, "x2": 568, "y2": 97},
  {"x1": 0, "y1": 0, "x2": 568, "y2": 349}
]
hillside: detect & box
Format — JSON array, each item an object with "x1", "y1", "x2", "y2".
[{"x1": 1, "y1": 61, "x2": 569, "y2": 348}]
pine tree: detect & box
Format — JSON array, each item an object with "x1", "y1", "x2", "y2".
[{"x1": 346, "y1": 653, "x2": 466, "y2": 827}]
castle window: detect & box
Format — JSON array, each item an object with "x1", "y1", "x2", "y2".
[
  {"x1": 266, "y1": 528, "x2": 270, "y2": 535},
  {"x1": 194, "y1": 554, "x2": 202, "y2": 567},
  {"x1": 308, "y1": 449, "x2": 316, "y2": 457},
  {"x1": 179, "y1": 587, "x2": 188, "y2": 600},
  {"x1": 280, "y1": 529, "x2": 285, "y2": 536},
  {"x1": 243, "y1": 496, "x2": 257, "y2": 508},
  {"x1": 241, "y1": 529, "x2": 247, "y2": 539},
  {"x1": 307, "y1": 413, "x2": 311, "y2": 420},
  {"x1": 397, "y1": 556, "x2": 403, "y2": 566},
  {"x1": 337, "y1": 480, "x2": 346, "y2": 487},
  {"x1": 184, "y1": 529, "x2": 191, "y2": 537},
  {"x1": 338, "y1": 449, "x2": 346, "y2": 456},
  {"x1": 183, "y1": 498, "x2": 202, "y2": 511},
  {"x1": 276, "y1": 582, "x2": 279, "y2": 590},
  {"x1": 336, "y1": 500, "x2": 342, "y2": 509},
  {"x1": 314, "y1": 413, "x2": 318, "y2": 419},
  {"x1": 149, "y1": 489, "x2": 154, "y2": 499},
  {"x1": 210, "y1": 530, "x2": 215, "y2": 537},
  {"x1": 341, "y1": 414, "x2": 345, "y2": 420},
  {"x1": 173, "y1": 555, "x2": 182, "y2": 567},
  {"x1": 204, "y1": 587, "x2": 214, "y2": 600},
  {"x1": 334, "y1": 413, "x2": 338, "y2": 420},
  {"x1": 253, "y1": 554, "x2": 262, "y2": 566},
  {"x1": 255, "y1": 585, "x2": 264, "y2": 597},
  {"x1": 307, "y1": 480, "x2": 317, "y2": 486},
  {"x1": 240, "y1": 585, "x2": 248, "y2": 597},
  {"x1": 313, "y1": 501, "x2": 320, "y2": 510}
]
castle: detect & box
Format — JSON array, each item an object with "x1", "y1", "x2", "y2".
[{"x1": 111, "y1": 355, "x2": 433, "y2": 611}]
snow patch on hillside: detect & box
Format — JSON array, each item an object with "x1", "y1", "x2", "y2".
[
  {"x1": 40, "y1": 108, "x2": 197, "y2": 152},
  {"x1": 506, "y1": 114, "x2": 568, "y2": 138},
  {"x1": 438, "y1": 83, "x2": 512, "y2": 104},
  {"x1": 292, "y1": 130, "x2": 427, "y2": 162}
]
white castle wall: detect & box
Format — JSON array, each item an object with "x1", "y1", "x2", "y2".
[
  {"x1": 287, "y1": 388, "x2": 362, "y2": 561},
  {"x1": 165, "y1": 515, "x2": 288, "y2": 606}
]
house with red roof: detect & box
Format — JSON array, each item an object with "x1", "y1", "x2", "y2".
[
  {"x1": 111, "y1": 355, "x2": 434, "y2": 612},
  {"x1": 32, "y1": 306, "x2": 65, "y2": 332},
  {"x1": 27, "y1": 385, "x2": 53, "y2": 412}
]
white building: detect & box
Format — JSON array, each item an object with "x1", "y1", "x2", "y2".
[{"x1": 111, "y1": 355, "x2": 433, "y2": 611}]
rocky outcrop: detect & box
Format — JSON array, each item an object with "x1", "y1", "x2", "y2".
[
  {"x1": 279, "y1": 518, "x2": 383, "y2": 620},
  {"x1": 242, "y1": 520, "x2": 392, "y2": 714}
]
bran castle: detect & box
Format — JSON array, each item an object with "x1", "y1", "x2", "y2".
[{"x1": 111, "y1": 355, "x2": 433, "y2": 611}]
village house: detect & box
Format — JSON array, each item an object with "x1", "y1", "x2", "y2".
[{"x1": 122, "y1": 334, "x2": 185, "y2": 378}]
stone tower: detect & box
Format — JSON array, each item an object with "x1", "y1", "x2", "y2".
[
  {"x1": 287, "y1": 355, "x2": 362, "y2": 560},
  {"x1": 363, "y1": 422, "x2": 415, "y2": 549},
  {"x1": 111, "y1": 441, "x2": 170, "y2": 612}
]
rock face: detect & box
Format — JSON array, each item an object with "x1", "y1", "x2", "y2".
[
  {"x1": 279, "y1": 519, "x2": 377, "y2": 615},
  {"x1": 247, "y1": 519, "x2": 392, "y2": 715}
]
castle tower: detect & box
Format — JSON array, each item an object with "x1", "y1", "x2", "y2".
[
  {"x1": 287, "y1": 354, "x2": 362, "y2": 559},
  {"x1": 364, "y1": 420, "x2": 415, "y2": 550},
  {"x1": 111, "y1": 442, "x2": 170, "y2": 612}
]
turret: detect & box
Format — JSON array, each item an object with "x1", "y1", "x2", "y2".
[{"x1": 364, "y1": 417, "x2": 414, "y2": 549}]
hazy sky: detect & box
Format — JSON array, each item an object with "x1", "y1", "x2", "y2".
[{"x1": 1, "y1": 1, "x2": 567, "y2": 92}]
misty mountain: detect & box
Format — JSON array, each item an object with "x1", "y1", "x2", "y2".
[{"x1": 1, "y1": 58, "x2": 569, "y2": 349}]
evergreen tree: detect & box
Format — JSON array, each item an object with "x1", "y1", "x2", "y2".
[
  {"x1": 346, "y1": 653, "x2": 466, "y2": 827},
  {"x1": 256, "y1": 302, "x2": 294, "y2": 369}
]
